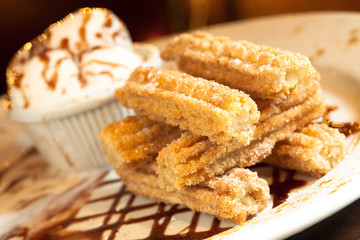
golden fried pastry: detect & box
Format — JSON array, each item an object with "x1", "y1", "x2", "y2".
[
  {"x1": 253, "y1": 88, "x2": 322, "y2": 140},
  {"x1": 161, "y1": 31, "x2": 319, "y2": 99},
  {"x1": 98, "y1": 115, "x2": 182, "y2": 169},
  {"x1": 118, "y1": 160, "x2": 270, "y2": 224},
  {"x1": 264, "y1": 123, "x2": 346, "y2": 177},
  {"x1": 116, "y1": 66, "x2": 260, "y2": 145},
  {"x1": 157, "y1": 94, "x2": 325, "y2": 190},
  {"x1": 256, "y1": 80, "x2": 320, "y2": 124}
]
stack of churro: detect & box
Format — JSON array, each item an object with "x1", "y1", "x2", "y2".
[
  {"x1": 264, "y1": 123, "x2": 345, "y2": 177},
  {"x1": 98, "y1": 32, "x2": 345, "y2": 223}
]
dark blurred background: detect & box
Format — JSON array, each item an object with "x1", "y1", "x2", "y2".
[{"x1": 2, "y1": 0, "x2": 360, "y2": 95}]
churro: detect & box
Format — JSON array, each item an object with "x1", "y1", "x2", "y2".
[
  {"x1": 97, "y1": 31, "x2": 339, "y2": 224},
  {"x1": 161, "y1": 31, "x2": 319, "y2": 99},
  {"x1": 253, "y1": 87, "x2": 322, "y2": 140},
  {"x1": 116, "y1": 66, "x2": 259, "y2": 145},
  {"x1": 98, "y1": 115, "x2": 182, "y2": 169},
  {"x1": 118, "y1": 160, "x2": 270, "y2": 224},
  {"x1": 157, "y1": 92, "x2": 325, "y2": 190},
  {"x1": 264, "y1": 123, "x2": 346, "y2": 177}
]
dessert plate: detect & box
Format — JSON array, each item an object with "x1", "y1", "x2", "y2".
[{"x1": 1, "y1": 11, "x2": 360, "y2": 239}]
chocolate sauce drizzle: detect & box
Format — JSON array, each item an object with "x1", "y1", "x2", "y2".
[
  {"x1": 270, "y1": 168, "x2": 307, "y2": 207},
  {"x1": 23, "y1": 178, "x2": 231, "y2": 240},
  {"x1": 3, "y1": 106, "x2": 360, "y2": 239},
  {"x1": 0, "y1": 165, "x2": 348, "y2": 239},
  {"x1": 0, "y1": 179, "x2": 222, "y2": 240},
  {"x1": 328, "y1": 122, "x2": 360, "y2": 137},
  {"x1": 322, "y1": 105, "x2": 360, "y2": 137},
  {"x1": 8, "y1": 168, "x2": 307, "y2": 240}
]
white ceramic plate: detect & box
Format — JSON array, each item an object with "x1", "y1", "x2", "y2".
[{"x1": 1, "y1": 12, "x2": 360, "y2": 240}]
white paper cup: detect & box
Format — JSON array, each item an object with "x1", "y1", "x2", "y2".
[{"x1": 19, "y1": 99, "x2": 134, "y2": 171}]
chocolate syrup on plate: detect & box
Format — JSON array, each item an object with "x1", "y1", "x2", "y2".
[
  {"x1": 269, "y1": 168, "x2": 307, "y2": 208},
  {"x1": 6, "y1": 167, "x2": 311, "y2": 240},
  {"x1": 9, "y1": 178, "x2": 229, "y2": 240},
  {"x1": 323, "y1": 105, "x2": 360, "y2": 137}
]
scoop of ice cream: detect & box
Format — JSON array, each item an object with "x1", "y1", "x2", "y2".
[{"x1": 6, "y1": 8, "x2": 161, "y2": 122}]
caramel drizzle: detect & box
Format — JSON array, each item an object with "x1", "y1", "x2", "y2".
[
  {"x1": 71, "y1": 13, "x2": 92, "y2": 88},
  {"x1": 60, "y1": 38, "x2": 70, "y2": 51},
  {"x1": 13, "y1": 73, "x2": 23, "y2": 88},
  {"x1": 112, "y1": 30, "x2": 123, "y2": 41},
  {"x1": 11, "y1": 73, "x2": 29, "y2": 108},
  {"x1": 49, "y1": 57, "x2": 68, "y2": 90},
  {"x1": 83, "y1": 59, "x2": 128, "y2": 69},
  {"x1": 84, "y1": 71, "x2": 115, "y2": 80},
  {"x1": 81, "y1": 60, "x2": 129, "y2": 82},
  {"x1": 77, "y1": 13, "x2": 91, "y2": 52},
  {"x1": 39, "y1": 54, "x2": 68, "y2": 90},
  {"x1": 39, "y1": 54, "x2": 50, "y2": 84},
  {"x1": 103, "y1": 10, "x2": 113, "y2": 28}
]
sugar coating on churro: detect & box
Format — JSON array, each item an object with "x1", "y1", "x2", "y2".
[
  {"x1": 256, "y1": 80, "x2": 320, "y2": 124},
  {"x1": 253, "y1": 88, "x2": 323, "y2": 139},
  {"x1": 98, "y1": 115, "x2": 182, "y2": 169},
  {"x1": 161, "y1": 31, "x2": 319, "y2": 99},
  {"x1": 156, "y1": 90, "x2": 325, "y2": 190},
  {"x1": 116, "y1": 66, "x2": 259, "y2": 145},
  {"x1": 119, "y1": 163, "x2": 270, "y2": 224},
  {"x1": 264, "y1": 123, "x2": 346, "y2": 177},
  {"x1": 96, "y1": 30, "x2": 340, "y2": 225}
]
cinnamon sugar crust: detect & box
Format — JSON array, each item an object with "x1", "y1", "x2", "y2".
[
  {"x1": 264, "y1": 123, "x2": 346, "y2": 177},
  {"x1": 118, "y1": 161, "x2": 270, "y2": 224},
  {"x1": 161, "y1": 31, "x2": 319, "y2": 100},
  {"x1": 95, "y1": 31, "x2": 342, "y2": 225},
  {"x1": 98, "y1": 115, "x2": 182, "y2": 169},
  {"x1": 116, "y1": 66, "x2": 260, "y2": 145},
  {"x1": 157, "y1": 100, "x2": 325, "y2": 190}
]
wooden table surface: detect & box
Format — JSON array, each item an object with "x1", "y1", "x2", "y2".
[{"x1": 287, "y1": 198, "x2": 360, "y2": 240}]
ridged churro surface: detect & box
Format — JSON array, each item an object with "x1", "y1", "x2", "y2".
[
  {"x1": 157, "y1": 95, "x2": 325, "y2": 190},
  {"x1": 253, "y1": 88, "x2": 322, "y2": 139},
  {"x1": 161, "y1": 31, "x2": 319, "y2": 99},
  {"x1": 98, "y1": 115, "x2": 181, "y2": 169},
  {"x1": 116, "y1": 66, "x2": 259, "y2": 145},
  {"x1": 118, "y1": 162, "x2": 270, "y2": 224},
  {"x1": 94, "y1": 30, "x2": 349, "y2": 230},
  {"x1": 264, "y1": 123, "x2": 345, "y2": 177}
]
